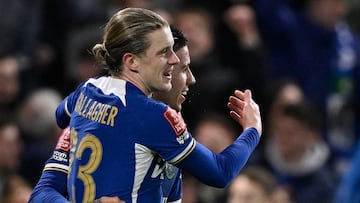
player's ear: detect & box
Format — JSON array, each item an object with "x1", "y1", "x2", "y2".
[{"x1": 122, "y1": 53, "x2": 139, "y2": 72}]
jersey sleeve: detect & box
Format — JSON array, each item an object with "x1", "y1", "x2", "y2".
[
  {"x1": 28, "y1": 170, "x2": 70, "y2": 203},
  {"x1": 142, "y1": 107, "x2": 196, "y2": 163},
  {"x1": 56, "y1": 98, "x2": 71, "y2": 129},
  {"x1": 28, "y1": 128, "x2": 71, "y2": 203},
  {"x1": 176, "y1": 127, "x2": 260, "y2": 188}
]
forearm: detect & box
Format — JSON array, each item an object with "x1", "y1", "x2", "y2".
[
  {"x1": 29, "y1": 188, "x2": 70, "y2": 203},
  {"x1": 29, "y1": 171, "x2": 70, "y2": 203},
  {"x1": 177, "y1": 127, "x2": 259, "y2": 188}
]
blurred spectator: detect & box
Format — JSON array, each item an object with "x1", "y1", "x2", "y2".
[
  {"x1": 173, "y1": 7, "x2": 216, "y2": 67},
  {"x1": 251, "y1": 0, "x2": 360, "y2": 170},
  {"x1": 249, "y1": 80, "x2": 339, "y2": 202},
  {"x1": 0, "y1": 55, "x2": 24, "y2": 117},
  {"x1": 0, "y1": 175, "x2": 32, "y2": 203},
  {"x1": 219, "y1": 4, "x2": 267, "y2": 107},
  {"x1": 0, "y1": 117, "x2": 23, "y2": 197},
  {"x1": 226, "y1": 165, "x2": 291, "y2": 203},
  {"x1": 224, "y1": 4, "x2": 261, "y2": 48},
  {"x1": 249, "y1": 79, "x2": 304, "y2": 164},
  {"x1": 16, "y1": 88, "x2": 62, "y2": 186},
  {"x1": 258, "y1": 100, "x2": 337, "y2": 203},
  {"x1": 264, "y1": 80, "x2": 304, "y2": 131}
]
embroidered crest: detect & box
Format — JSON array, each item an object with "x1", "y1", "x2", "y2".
[
  {"x1": 165, "y1": 163, "x2": 177, "y2": 179},
  {"x1": 163, "y1": 107, "x2": 186, "y2": 136}
]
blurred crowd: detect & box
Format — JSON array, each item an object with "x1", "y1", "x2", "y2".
[{"x1": 1, "y1": 0, "x2": 360, "y2": 202}]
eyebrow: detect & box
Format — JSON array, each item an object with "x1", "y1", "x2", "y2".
[{"x1": 156, "y1": 46, "x2": 171, "y2": 55}]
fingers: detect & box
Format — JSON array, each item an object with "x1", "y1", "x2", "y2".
[
  {"x1": 234, "y1": 89, "x2": 245, "y2": 100},
  {"x1": 228, "y1": 95, "x2": 245, "y2": 109},
  {"x1": 227, "y1": 89, "x2": 262, "y2": 136},
  {"x1": 229, "y1": 109, "x2": 241, "y2": 123},
  {"x1": 233, "y1": 89, "x2": 252, "y2": 100},
  {"x1": 228, "y1": 89, "x2": 252, "y2": 117},
  {"x1": 234, "y1": 89, "x2": 251, "y2": 101},
  {"x1": 228, "y1": 96, "x2": 245, "y2": 119}
]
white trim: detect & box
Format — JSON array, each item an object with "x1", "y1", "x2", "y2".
[
  {"x1": 87, "y1": 77, "x2": 127, "y2": 106},
  {"x1": 167, "y1": 200, "x2": 182, "y2": 203},
  {"x1": 64, "y1": 100, "x2": 71, "y2": 117},
  {"x1": 169, "y1": 139, "x2": 196, "y2": 165},
  {"x1": 44, "y1": 163, "x2": 69, "y2": 171},
  {"x1": 132, "y1": 143, "x2": 154, "y2": 203}
]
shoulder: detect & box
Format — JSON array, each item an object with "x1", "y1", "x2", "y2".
[
  {"x1": 162, "y1": 107, "x2": 187, "y2": 136},
  {"x1": 134, "y1": 100, "x2": 187, "y2": 137}
]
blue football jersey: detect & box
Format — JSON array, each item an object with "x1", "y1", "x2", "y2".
[{"x1": 56, "y1": 76, "x2": 194, "y2": 203}]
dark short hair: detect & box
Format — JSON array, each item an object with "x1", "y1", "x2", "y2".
[{"x1": 171, "y1": 26, "x2": 188, "y2": 52}]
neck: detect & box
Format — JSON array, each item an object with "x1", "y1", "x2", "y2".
[{"x1": 112, "y1": 72, "x2": 151, "y2": 96}]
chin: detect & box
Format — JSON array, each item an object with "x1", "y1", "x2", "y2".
[{"x1": 159, "y1": 85, "x2": 172, "y2": 92}]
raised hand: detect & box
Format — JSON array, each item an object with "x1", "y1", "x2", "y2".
[{"x1": 227, "y1": 89, "x2": 262, "y2": 136}]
